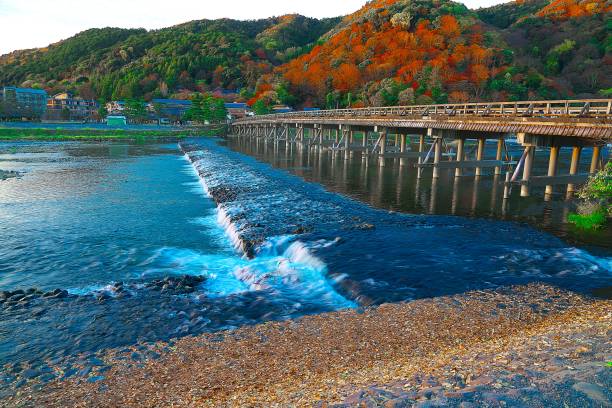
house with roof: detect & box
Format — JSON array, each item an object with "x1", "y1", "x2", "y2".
[
  {"x1": 106, "y1": 101, "x2": 126, "y2": 115},
  {"x1": 224, "y1": 102, "x2": 251, "y2": 119},
  {"x1": 150, "y1": 99, "x2": 192, "y2": 120},
  {"x1": 272, "y1": 105, "x2": 294, "y2": 114},
  {"x1": 46, "y1": 92, "x2": 98, "y2": 121}
]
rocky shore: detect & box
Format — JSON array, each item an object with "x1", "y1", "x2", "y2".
[{"x1": 6, "y1": 284, "x2": 610, "y2": 407}]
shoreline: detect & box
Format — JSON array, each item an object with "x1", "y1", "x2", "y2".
[
  {"x1": 7, "y1": 284, "x2": 610, "y2": 407},
  {"x1": 0, "y1": 126, "x2": 227, "y2": 141}
]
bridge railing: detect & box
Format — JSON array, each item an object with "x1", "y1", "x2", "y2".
[{"x1": 236, "y1": 99, "x2": 612, "y2": 122}]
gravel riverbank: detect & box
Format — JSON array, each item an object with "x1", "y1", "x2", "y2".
[{"x1": 6, "y1": 284, "x2": 611, "y2": 407}]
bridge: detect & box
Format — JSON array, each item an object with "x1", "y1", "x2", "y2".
[{"x1": 231, "y1": 99, "x2": 611, "y2": 198}]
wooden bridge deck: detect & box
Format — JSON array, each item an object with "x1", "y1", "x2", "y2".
[
  {"x1": 231, "y1": 99, "x2": 611, "y2": 199},
  {"x1": 235, "y1": 99, "x2": 612, "y2": 141}
]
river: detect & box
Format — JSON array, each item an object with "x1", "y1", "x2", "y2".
[{"x1": 0, "y1": 138, "x2": 609, "y2": 392}]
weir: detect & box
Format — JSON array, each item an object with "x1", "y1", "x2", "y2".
[{"x1": 232, "y1": 99, "x2": 611, "y2": 199}]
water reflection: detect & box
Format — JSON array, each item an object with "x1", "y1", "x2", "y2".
[{"x1": 224, "y1": 136, "x2": 611, "y2": 251}]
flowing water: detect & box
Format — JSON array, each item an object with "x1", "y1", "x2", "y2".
[{"x1": 0, "y1": 138, "x2": 610, "y2": 390}]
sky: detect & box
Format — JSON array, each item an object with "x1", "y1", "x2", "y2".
[{"x1": 0, "y1": 0, "x2": 509, "y2": 55}]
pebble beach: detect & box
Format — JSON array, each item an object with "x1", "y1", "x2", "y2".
[{"x1": 6, "y1": 283, "x2": 610, "y2": 407}]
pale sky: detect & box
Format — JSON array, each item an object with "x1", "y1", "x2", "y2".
[{"x1": 0, "y1": 0, "x2": 509, "y2": 55}]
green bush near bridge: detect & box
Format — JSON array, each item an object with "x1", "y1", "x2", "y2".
[{"x1": 569, "y1": 162, "x2": 611, "y2": 230}]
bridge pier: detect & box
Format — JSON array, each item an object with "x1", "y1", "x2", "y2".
[
  {"x1": 455, "y1": 138, "x2": 465, "y2": 178},
  {"x1": 567, "y1": 146, "x2": 582, "y2": 196},
  {"x1": 545, "y1": 146, "x2": 560, "y2": 197},
  {"x1": 417, "y1": 134, "x2": 425, "y2": 179},
  {"x1": 475, "y1": 138, "x2": 485, "y2": 177},
  {"x1": 432, "y1": 136, "x2": 443, "y2": 179},
  {"x1": 400, "y1": 134, "x2": 407, "y2": 167},
  {"x1": 590, "y1": 145, "x2": 601, "y2": 174},
  {"x1": 379, "y1": 127, "x2": 387, "y2": 167},
  {"x1": 495, "y1": 137, "x2": 504, "y2": 176},
  {"x1": 520, "y1": 146, "x2": 535, "y2": 197}
]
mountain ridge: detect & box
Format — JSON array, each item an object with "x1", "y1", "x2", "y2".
[{"x1": 0, "y1": 0, "x2": 609, "y2": 108}]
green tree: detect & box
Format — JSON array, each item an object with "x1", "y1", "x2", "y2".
[
  {"x1": 97, "y1": 102, "x2": 108, "y2": 119},
  {"x1": 125, "y1": 99, "x2": 148, "y2": 123},
  {"x1": 252, "y1": 99, "x2": 272, "y2": 115}
]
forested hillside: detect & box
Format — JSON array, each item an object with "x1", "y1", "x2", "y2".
[
  {"x1": 0, "y1": 0, "x2": 609, "y2": 109},
  {"x1": 0, "y1": 15, "x2": 338, "y2": 102}
]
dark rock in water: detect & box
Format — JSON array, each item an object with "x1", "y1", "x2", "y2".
[
  {"x1": 0, "y1": 170, "x2": 20, "y2": 181},
  {"x1": 208, "y1": 185, "x2": 239, "y2": 204},
  {"x1": 292, "y1": 225, "x2": 312, "y2": 235},
  {"x1": 355, "y1": 223, "x2": 376, "y2": 230},
  {"x1": 112, "y1": 282, "x2": 124, "y2": 293},
  {"x1": 21, "y1": 368, "x2": 40, "y2": 380},
  {"x1": 22, "y1": 294, "x2": 40, "y2": 302},
  {"x1": 43, "y1": 289, "x2": 69, "y2": 299},
  {"x1": 8, "y1": 293, "x2": 26, "y2": 302},
  {"x1": 145, "y1": 275, "x2": 205, "y2": 295}
]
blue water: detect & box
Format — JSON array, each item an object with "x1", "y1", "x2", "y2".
[{"x1": 0, "y1": 139, "x2": 610, "y2": 380}]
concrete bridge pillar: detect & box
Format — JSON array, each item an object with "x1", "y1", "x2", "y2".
[
  {"x1": 455, "y1": 138, "x2": 465, "y2": 178},
  {"x1": 475, "y1": 138, "x2": 486, "y2": 177},
  {"x1": 590, "y1": 146, "x2": 601, "y2": 174},
  {"x1": 567, "y1": 146, "x2": 582, "y2": 195},
  {"x1": 545, "y1": 146, "x2": 560, "y2": 196},
  {"x1": 495, "y1": 137, "x2": 504, "y2": 176},
  {"x1": 433, "y1": 136, "x2": 443, "y2": 179},
  {"x1": 379, "y1": 127, "x2": 387, "y2": 167},
  {"x1": 417, "y1": 134, "x2": 426, "y2": 179},
  {"x1": 520, "y1": 146, "x2": 535, "y2": 197},
  {"x1": 400, "y1": 134, "x2": 407, "y2": 167}
]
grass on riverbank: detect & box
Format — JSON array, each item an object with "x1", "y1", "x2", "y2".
[{"x1": 0, "y1": 126, "x2": 227, "y2": 141}]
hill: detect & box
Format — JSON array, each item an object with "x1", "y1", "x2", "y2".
[
  {"x1": 0, "y1": 15, "x2": 338, "y2": 102},
  {"x1": 264, "y1": 0, "x2": 611, "y2": 108},
  {"x1": 483, "y1": 0, "x2": 611, "y2": 98},
  {"x1": 0, "y1": 0, "x2": 609, "y2": 108}
]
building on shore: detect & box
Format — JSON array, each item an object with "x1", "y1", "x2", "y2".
[
  {"x1": 46, "y1": 92, "x2": 98, "y2": 121},
  {"x1": 0, "y1": 86, "x2": 48, "y2": 119},
  {"x1": 272, "y1": 105, "x2": 294, "y2": 114},
  {"x1": 106, "y1": 115, "x2": 127, "y2": 126},
  {"x1": 106, "y1": 101, "x2": 126, "y2": 115},
  {"x1": 225, "y1": 102, "x2": 251, "y2": 119},
  {"x1": 150, "y1": 99, "x2": 192, "y2": 120}
]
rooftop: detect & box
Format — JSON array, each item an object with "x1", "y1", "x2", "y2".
[{"x1": 3, "y1": 86, "x2": 47, "y2": 95}]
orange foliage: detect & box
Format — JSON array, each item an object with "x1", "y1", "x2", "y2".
[
  {"x1": 536, "y1": 0, "x2": 611, "y2": 20},
  {"x1": 439, "y1": 15, "x2": 460, "y2": 37},
  {"x1": 333, "y1": 63, "x2": 361, "y2": 92},
  {"x1": 273, "y1": 0, "x2": 504, "y2": 104}
]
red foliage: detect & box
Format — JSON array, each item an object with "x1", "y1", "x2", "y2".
[
  {"x1": 270, "y1": 0, "x2": 505, "y2": 104},
  {"x1": 536, "y1": 0, "x2": 611, "y2": 20}
]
